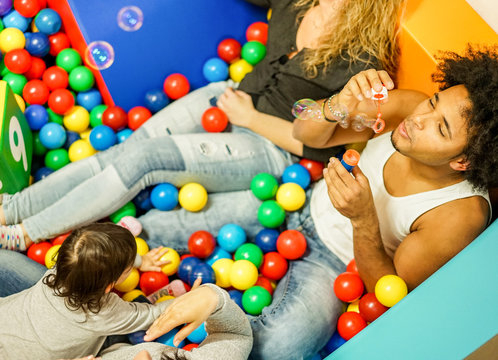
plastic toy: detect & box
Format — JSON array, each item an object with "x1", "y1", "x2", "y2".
[
  {"x1": 250, "y1": 172, "x2": 278, "y2": 200},
  {"x1": 48, "y1": 88, "x2": 75, "y2": 115},
  {"x1": 358, "y1": 292, "x2": 388, "y2": 322},
  {"x1": 163, "y1": 73, "x2": 190, "y2": 100},
  {"x1": 177, "y1": 256, "x2": 202, "y2": 284},
  {"x1": 211, "y1": 258, "x2": 234, "y2": 288},
  {"x1": 260, "y1": 252, "x2": 288, "y2": 281},
  {"x1": 276, "y1": 229, "x2": 307, "y2": 260},
  {"x1": 242, "y1": 286, "x2": 272, "y2": 315},
  {"x1": 234, "y1": 243, "x2": 264, "y2": 268},
  {"x1": 27, "y1": 241, "x2": 52, "y2": 265},
  {"x1": 282, "y1": 163, "x2": 311, "y2": 189},
  {"x1": 139, "y1": 271, "x2": 169, "y2": 296},
  {"x1": 189, "y1": 262, "x2": 216, "y2": 286},
  {"x1": 336, "y1": 311, "x2": 367, "y2": 340},
  {"x1": 188, "y1": 230, "x2": 216, "y2": 258},
  {"x1": 257, "y1": 200, "x2": 286, "y2": 228},
  {"x1": 217, "y1": 38, "x2": 241, "y2": 63},
  {"x1": 229, "y1": 260, "x2": 258, "y2": 290},
  {"x1": 89, "y1": 125, "x2": 117, "y2": 151},
  {"x1": 44, "y1": 244, "x2": 61, "y2": 268},
  {"x1": 202, "y1": 57, "x2": 229, "y2": 83},
  {"x1": 246, "y1": 21, "x2": 268, "y2": 45},
  {"x1": 150, "y1": 183, "x2": 178, "y2": 211},
  {"x1": 63, "y1": 106, "x2": 90, "y2": 133},
  {"x1": 374, "y1": 274, "x2": 408, "y2": 307},
  {"x1": 333, "y1": 272, "x2": 365, "y2": 303},
  {"x1": 217, "y1": 223, "x2": 246, "y2": 253},
  {"x1": 276, "y1": 182, "x2": 306, "y2": 211},
  {"x1": 160, "y1": 248, "x2": 181, "y2": 276},
  {"x1": 255, "y1": 228, "x2": 279, "y2": 253},
  {"x1": 42, "y1": 65, "x2": 68, "y2": 90},
  {"x1": 340, "y1": 149, "x2": 360, "y2": 172},
  {"x1": 201, "y1": 106, "x2": 228, "y2": 133},
  {"x1": 299, "y1": 158, "x2": 324, "y2": 182},
  {"x1": 127, "y1": 106, "x2": 151, "y2": 130},
  {"x1": 102, "y1": 105, "x2": 127, "y2": 131},
  {"x1": 68, "y1": 139, "x2": 96, "y2": 162},
  {"x1": 178, "y1": 182, "x2": 208, "y2": 212}
]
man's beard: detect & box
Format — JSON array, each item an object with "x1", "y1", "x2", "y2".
[{"x1": 390, "y1": 131, "x2": 401, "y2": 153}]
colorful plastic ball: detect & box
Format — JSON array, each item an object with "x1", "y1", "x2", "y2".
[
  {"x1": 3, "y1": 72, "x2": 27, "y2": 95},
  {"x1": 183, "y1": 343, "x2": 199, "y2": 351},
  {"x1": 24, "y1": 31, "x2": 49, "y2": 57},
  {"x1": 122, "y1": 289, "x2": 146, "y2": 302},
  {"x1": 75, "y1": 89, "x2": 101, "y2": 111},
  {"x1": 102, "y1": 105, "x2": 127, "y2": 131},
  {"x1": 241, "y1": 41, "x2": 266, "y2": 66},
  {"x1": 163, "y1": 73, "x2": 189, "y2": 100},
  {"x1": 242, "y1": 286, "x2": 272, "y2": 315},
  {"x1": 189, "y1": 262, "x2": 216, "y2": 286},
  {"x1": 160, "y1": 248, "x2": 181, "y2": 276},
  {"x1": 155, "y1": 295, "x2": 175, "y2": 304},
  {"x1": 115, "y1": 268, "x2": 140, "y2": 292},
  {"x1": 48, "y1": 31, "x2": 69, "y2": 56},
  {"x1": 3, "y1": 9, "x2": 30, "y2": 32},
  {"x1": 68, "y1": 65, "x2": 94, "y2": 92},
  {"x1": 217, "y1": 38, "x2": 241, "y2": 63},
  {"x1": 50, "y1": 232, "x2": 70, "y2": 246},
  {"x1": 246, "y1": 21, "x2": 268, "y2": 45},
  {"x1": 24, "y1": 104, "x2": 48, "y2": 130},
  {"x1": 229, "y1": 260, "x2": 258, "y2": 290},
  {"x1": 282, "y1": 163, "x2": 311, "y2": 189},
  {"x1": 139, "y1": 271, "x2": 169, "y2": 296},
  {"x1": 109, "y1": 201, "x2": 136, "y2": 223},
  {"x1": 0, "y1": 27, "x2": 24, "y2": 52},
  {"x1": 178, "y1": 183, "x2": 208, "y2": 212},
  {"x1": 127, "y1": 330, "x2": 146, "y2": 345},
  {"x1": 187, "y1": 323, "x2": 207, "y2": 344},
  {"x1": 157, "y1": 328, "x2": 185, "y2": 348},
  {"x1": 150, "y1": 183, "x2": 178, "y2": 211},
  {"x1": 276, "y1": 229, "x2": 307, "y2": 260},
  {"x1": 117, "y1": 128, "x2": 133, "y2": 143},
  {"x1": 374, "y1": 274, "x2": 408, "y2": 307},
  {"x1": 255, "y1": 228, "x2": 279, "y2": 253},
  {"x1": 260, "y1": 252, "x2": 288, "y2": 281},
  {"x1": 34, "y1": 166, "x2": 54, "y2": 182},
  {"x1": 228, "y1": 289, "x2": 243, "y2": 308},
  {"x1": 324, "y1": 331, "x2": 346, "y2": 354},
  {"x1": 48, "y1": 88, "x2": 74, "y2": 115},
  {"x1": 211, "y1": 258, "x2": 233, "y2": 288},
  {"x1": 188, "y1": 230, "x2": 216, "y2": 258},
  {"x1": 229, "y1": 59, "x2": 253, "y2": 83},
  {"x1": 358, "y1": 292, "x2": 388, "y2": 323},
  {"x1": 88, "y1": 125, "x2": 116, "y2": 151},
  {"x1": 39, "y1": 122, "x2": 66, "y2": 149},
  {"x1": 42, "y1": 65, "x2": 68, "y2": 90},
  {"x1": 276, "y1": 182, "x2": 306, "y2": 212},
  {"x1": 32, "y1": 135, "x2": 47, "y2": 157},
  {"x1": 257, "y1": 200, "x2": 286, "y2": 228},
  {"x1": 177, "y1": 256, "x2": 202, "y2": 283},
  {"x1": 333, "y1": 272, "x2": 365, "y2": 303},
  {"x1": 299, "y1": 159, "x2": 323, "y2": 182},
  {"x1": 14, "y1": 0, "x2": 39, "y2": 18},
  {"x1": 44, "y1": 244, "x2": 60, "y2": 268},
  {"x1": 201, "y1": 106, "x2": 228, "y2": 133},
  {"x1": 144, "y1": 88, "x2": 169, "y2": 113},
  {"x1": 4, "y1": 48, "x2": 31, "y2": 74},
  {"x1": 254, "y1": 275, "x2": 274, "y2": 296},
  {"x1": 68, "y1": 139, "x2": 96, "y2": 162},
  {"x1": 346, "y1": 299, "x2": 361, "y2": 313},
  {"x1": 128, "y1": 106, "x2": 151, "y2": 130},
  {"x1": 205, "y1": 246, "x2": 232, "y2": 266},
  {"x1": 56, "y1": 48, "x2": 82, "y2": 72},
  {"x1": 24, "y1": 56, "x2": 46, "y2": 80},
  {"x1": 135, "y1": 237, "x2": 149, "y2": 256},
  {"x1": 22, "y1": 79, "x2": 49, "y2": 105},
  {"x1": 217, "y1": 223, "x2": 246, "y2": 253},
  {"x1": 132, "y1": 187, "x2": 153, "y2": 212},
  {"x1": 0, "y1": 0, "x2": 12, "y2": 16},
  {"x1": 234, "y1": 243, "x2": 263, "y2": 268},
  {"x1": 337, "y1": 312, "x2": 367, "y2": 340},
  {"x1": 346, "y1": 259, "x2": 358, "y2": 275},
  {"x1": 251, "y1": 173, "x2": 278, "y2": 200},
  {"x1": 34, "y1": 8, "x2": 61, "y2": 35},
  {"x1": 202, "y1": 57, "x2": 229, "y2": 83},
  {"x1": 89, "y1": 104, "x2": 107, "y2": 127},
  {"x1": 63, "y1": 105, "x2": 90, "y2": 133},
  {"x1": 27, "y1": 241, "x2": 52, "y2": 265}
]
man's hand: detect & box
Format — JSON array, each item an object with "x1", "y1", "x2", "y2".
[
  {"x1": 217, "y1": 87, "x2": 257, "y2": 128},
  {"x1": 139, "y1": 247, "x2": 170, "y2": 272}
]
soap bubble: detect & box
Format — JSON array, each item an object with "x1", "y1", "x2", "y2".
[
  {"x1": 291, "y1": 98, "x2": 323, "y2": 122},
  {"x1": 117, "y1": 6, "x2": 143, "y2": 32},
  {"x1": 84, "y1": 41, "x2": 115, "y2": 70}
]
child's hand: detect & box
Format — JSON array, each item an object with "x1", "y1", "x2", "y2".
[{"x1": 139, "y1": 246, "x2": 170, "y2": 272}]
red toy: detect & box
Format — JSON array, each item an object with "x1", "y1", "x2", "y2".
[
  {"x1": 4, "y1": 49, "x2": 32, "y2": 74},
  {"x1": 182, "y1": 343, "x2": 199, "y2": 351},
  {"x1": 102, "y1": 106, "x2": 128, "y2": 131},
  {"x1": 276, "y1": 229, "x2": 307, "y2": 260},
  {"x1": 201, "y1": 107, "x2": 228, "y2": 133},
  {"x1": 22, "y1": 79, "x2": 50, "y2": 105},
  {"x1": 48, "y1": 88, "x2": 75, "y2": 115},
  {"x1": 128, "y1": 106, "x2": 152, "y2": 130},
  {"x1": 217, "y1": 38, "x2": 241, "y2": 63},
  {"x1": 299, "y1": 158, "x2": 324, "y2": 182},
  {"x1": 260, "y1": 252, "x2": 288, "y2": 281},
  {"x1": 346, "y1": 258, "x2": 359, "y2": 275},
  {"x1": 337, "y1": 312, "x2": 367, "y2": 340},
  {"x1": 333, "y1": 272, "x2": 365, "y2": 303},
  {"x1": 163, "y1": 73, "x2": 190, "y2": 100},
  {"x1": 255, "y1": 275, "x2": 274, "y2": 296},
  {"x1": 48, "y1": 32, "x2": 70, "y2": 57},
  {"x1": 52, "y1": 232, "x2": 71, "y2": 246},
  {"x1": 139, "y1": 271, "x2": 169, "y2": 296},
  {"x1": 27, "y1": 241, "x2": 53, "y2": 265},
  {"x1": 246, "y1": 21, "x2": 268, "y2": 45},
  {"x1": 24, "y1": 57, "x2": 47, "y2": 80},
  {"x1": 42, "y1": 66, "x2": 69, "y2": 90},
  {"x1": 358, "y1": 292, "x2": 388, "y2": 323},
  {"x1": 14, "y1": 0, "x2": 41, "y2": 18},
  {"x1": 188, "y1": 230, "x2": 216, "y2": 259}
]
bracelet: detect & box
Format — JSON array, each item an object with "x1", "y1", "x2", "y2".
[
  {"x1": 326, "y1": 94, "x2": 349, "y2": 123},
  {"x1": 320, "y1": 101, "x2": 336, "y2": 123}
]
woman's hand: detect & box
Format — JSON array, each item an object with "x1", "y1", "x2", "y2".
[
  {"x1": 217, "y1": 87, "x2": 258, "y2": 128},
  {"x1": 139, "y1": 247, "x2": 170, "y2": 272}
]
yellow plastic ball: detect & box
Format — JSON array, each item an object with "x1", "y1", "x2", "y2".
[
  {"x1": 156, "y1": 295, "x2": 175, "y2": 304},
  {"x1": 79, "y1": 128, "x2": 92, "y2": 141},
  {"x1": 45, "y1": 245, "x2": 61, "y2": 269},
  {"x1": 178, "y1": 183, "x2": 208, "y2": 212},
  {"x1": 346, "y1": 299, "x2": 360, "y2": 313},
  {"x1": 375, "y1": 274, "x2": 408, "y2": 308},
  {"x1": 160, "y1": 247, "x2": 181, "y2": 276},
  {"x1": 115, "y1": 268, "x2": 140, "y2": 293},
  {"x1": 212, "y1": 258, "x2": 234, "y2": 288},
  {"x1": 135, "y1": 237, "x2": 149, "y2": 256},
  {"x1": 229, "y1": 59, "x2": 253, "y2": 83},
  {"x1": 31, "y1": 20, "x2": 39, "y2": 32},
  {"x1": 63, "y1": 106, "x2": 90, "y2": 133},
  {"x1": 267, "y1": 8, "x2": 272, "y2": 21},
  {"x1": 122, "y1": 289, "x2": 146, "y2": 302},
  {"x1": 229, "y1": 260, "x2": 258, "y2": 290},
  {"x1": 276, "y1": 183, "x2": 306, "y2": 211},
  {"x1": 14, "y1": 94, "x2": 25, "y2": 112},
  {"x1": 68, "y1": 139, "x2": 96, "y2": 162},
  {"x1": 0, "y1": 28, "x2": 26, "y2": 53}
]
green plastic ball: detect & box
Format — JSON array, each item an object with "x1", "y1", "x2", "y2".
[
  {"x1": 90, "y1": 104, "x2": 108, "y2": 128},
  {"x1": 3, "y1": 72, "x2": 27, "y2": 95},
  {"x1": 234, "y1": 243, "x2": 264, "y2": 268},
  {"x1": 242, "y1": 286, "x2": 272, "y2": 315},
  {"x1": 45, "y1": 149, "x2": 70, "y2": 170},
  {"x1": 110, "y1": 201, "x2": 137, "y2": 223},
  {"x1": 69, "y1": 66, "x2": 95, "y2": 92},
  {"x1": 47, "y1": 108, "x2": 63, "y2": 125},
  {"x1": 56, "y1": 48, "x2": 82, "y2": 73},
  {"x1": 257, "y1": 200, "x2": 286, "y2": 228},
  {"x1": 0, "y1": 59, "x2": 9, "y2": 76},
  {"x1": 251, "y1": 173, "x2": 278, "y2": 200},
  {"x1": 33, "y1": 132, "x2": 47, "y2": 156},
  {"x1": 241, "y1": 41, "x2": 267, "y2": 66},
  {"x1": 0, "y1": 18, "x2": 4, "y2": 32}
]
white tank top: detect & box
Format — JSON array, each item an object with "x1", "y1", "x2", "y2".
[{"x1": 310, "y1": 132, "x2": 491, "y2": 264}]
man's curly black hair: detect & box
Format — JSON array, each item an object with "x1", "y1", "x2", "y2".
[{"x1": 431, "y1": 44, "x2": 498, "y2": 190}]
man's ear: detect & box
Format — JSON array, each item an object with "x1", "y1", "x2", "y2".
[{"x1": 450, "y1": 156, "x2": 470, "y2": 171}]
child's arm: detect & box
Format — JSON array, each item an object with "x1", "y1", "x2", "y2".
[{"x1": 135, "y1": 247, "x2": 170, "y2": 273}]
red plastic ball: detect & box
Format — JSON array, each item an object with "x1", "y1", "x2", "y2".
[
  {"x1": 128, "y1": 106, "x2": 152, "y2": 131},
  {"x1": 182, "y1": 343, "x2": 199, "y2": 351},
  {"x1": 346, "y1": 259, "x2": 359, "y2": 275},
  {"x1": 48, "y1": 88, "x2": 75, "y2": 115},
  {"x1": 42, "y1": 66, "x2": 69, "y2": 91},
  {"x1": 4, "y1": 49, "x2": 32, "y2": 74},
  {"x1": 102, "y1": 106, "x2": 128, "y2": 131},
  {"x1": 246, "y1": 22, "x2": 268, "y2": 45},
  {"x1": 299, "y1": 158, "x2": 324, "y2": 182},
  {"x1": 217, "y1": 38, "x2": 241, "y2": 63},
  {"x1": 201, "y1": 107, "x2": 228, "y2": 133},
  {"x1": 163, "y1": 73, "x2": 190, "y2": 100},
  {"x1": 27, "y1": 242, "x2": 53, "y2": 265},
  {"x1": 37, "y1": 0, "x2": 47, "y2": 8},
  {"x1": 48, "y1": 32, "x2": 70, "y2": 57},
  {"x1": 51, "y1": 232, "x2": 71, "y2": 246},
  {"x1": 358, "y1": 293, "x2": 388, "y2": 323},
  {"x1": 14, "y1": 0, "x2": 41, "y2": 18},
  {"x1": 23, "y1": 79, "x2": 50, "y2": 105},
  {"x1": 188, "y1": 230, "x2": 216, "y2": 258},
  {"x1": 180, "y1": 253, "x2": 195, "y2": 261},
  {"x1": 255, "y1": 275, "x2": 274, "y2": 296},
  {"x1": 260, "y1": 252, "x2": 288, "y2": 281},
  {"x1": 337, "y1": 312, "x2": 367, "y2": 340},
  {"x1": 24, "y1": 57, "x2": 47, "y2": 80},
  {"x1": 333, "y1": 272, "x2": 365, "y2": 303},
  {"x1": 139, "y1": 271, "x2": 169, "y2": 296},
  {"x1": 276, "y1": 229, "x2": 307, "y2": 260}
]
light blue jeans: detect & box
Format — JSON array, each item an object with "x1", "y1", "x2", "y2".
[
  {"x1": 2, "y1": 81, "x2": 293, "y2": 241},
  {"x1": 0, "y1": 251, "x2": 45, "y2": 297}
]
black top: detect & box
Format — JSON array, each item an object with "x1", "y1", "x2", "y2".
[{"x1": 240, "y1": 0, "x2": 380, "y2": 162}]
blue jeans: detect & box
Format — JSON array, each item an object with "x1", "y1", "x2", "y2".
[
  {"x1": 2, "y1": 81, "x2": 292, "y2": 241},
  {"x1": 0, "y1": 251, "x2": 45, "y2": 297}
]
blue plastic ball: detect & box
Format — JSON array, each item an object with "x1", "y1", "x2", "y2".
[
  {"x1": 133, "y1": 187, "x2": 153, "y2": 212},
  {"x1": 116, "y1": 128, "x2": 133, "y2": 143},
  {"x1": 39, "y1": 122, "x2": 66, "y2": 149},
  {"x1": 89, "y1": 125, "x2": 117, "y2": 151},
  {"x1": 0, "y1": 1, "x2": 12, "y2": 16},
  {"x1": 144, "y1": 89, "x2": 169, "y2": 113},
  {"x1": 34, "y1": 8, "x2": 62, "y2": 35},
  {"x1": 205, "y1": 246, "x2": 232, "y2": 266},
  {"x1": 202, "y1": 57, "x2": 229, "y2": 83},
  {"x1": 189, "y1": 263, "x2": 216, "y2": 286},
  {"x1": 157, "y1": 328, "x2": 185, "y2": 348},
  {"x1": 177, "y1": 256, "x2": 202, "y2": 283},
  {"x1": 25, "y1": 104, "x2": 48, "y2": 130},
  {"x1": 24, "y1": 32, "x2": 50, "y2": 57},
  {"x1": 34, "y1": 166, "x2": 54, "y2": 182},
  {"x1": 324, "y1": 330, "x2": 346, "y2": 354},
  {"x1": 217, "y1": 223, "x2": 246, "y2": 253},
  {"x1": 187, "y1": 323, "x2": 207, "y2": 344},
  {"x1": 64, "y1": 131, "x2": 80, "y2": 149},
  {"x1": 282, "y1": 163, "x2": 311, "y2": 189},
  {"x1": 255, "y1": 228, "x2": 279, "y2": 253},
  {"x1": 150, "y1": 183, "x2": 178, "y2": 211},
  {"x1": 3, "y1": 10, "x2": 30, "y2": 32},
  {"x1": 127, "y1": 330, "x2": 146, "y2": 345},
  {"x1": 76, "y1": 89, "x2": 102, "y2": 111},
  {"x1": 228, "y1": 290, "x2": 243, "y2": 309}
]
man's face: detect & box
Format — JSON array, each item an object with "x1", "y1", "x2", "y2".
[{"x1": 391, "y1": 85, "x2": 471, "y2": 167}]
